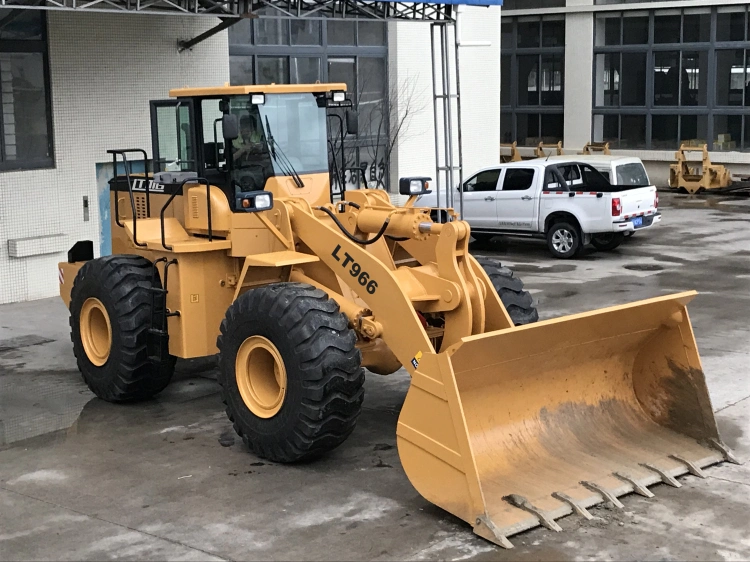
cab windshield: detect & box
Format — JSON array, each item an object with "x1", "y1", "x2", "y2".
[{"x1": 230, "y1": 93, "x2": 328, "y2": 178}]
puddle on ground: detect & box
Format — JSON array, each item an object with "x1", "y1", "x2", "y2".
[{"x1": 623, "y1": 264, "x2": 664, "y2": 272}]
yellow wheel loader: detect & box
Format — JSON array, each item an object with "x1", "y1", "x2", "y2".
[{"x1": 59, "y1": 83, "x2": 736, "y2": 548}]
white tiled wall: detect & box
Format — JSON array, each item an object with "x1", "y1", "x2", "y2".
[{"x1": 0, "y1": 12, "x2": 229, "y2": 304}]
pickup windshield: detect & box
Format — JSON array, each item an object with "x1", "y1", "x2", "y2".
[{"x1": 615, "y1": 163, "x2": 650, "y2": 186}]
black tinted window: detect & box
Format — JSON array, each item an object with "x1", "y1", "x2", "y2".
[
  {"x1": 465, "y1": 169, "x2": 501, "y2": 192},
  {"x1": 559, "y1": 165, "x2": 581, "y2": 182},
  {"x1": 502, "y1": 168, "x2": 535, "y2": 191}
]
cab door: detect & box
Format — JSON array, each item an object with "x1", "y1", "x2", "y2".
[
  {"x1": 460, "y1": 168, "x2": 501, "y2": 227},
  {"x1": 149, "y1": 99, "x2": 197, "y2": 174}
]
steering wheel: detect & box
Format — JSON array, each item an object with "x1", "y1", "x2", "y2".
[{"x1": 235, "y1": 164, "x2": 266, "y2": 191}]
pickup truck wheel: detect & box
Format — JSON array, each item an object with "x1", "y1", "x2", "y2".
[
  {"x1": 547, "y1": 222, "x2": 581, "y2": 259},
  {"x1": 591, "y1": 232, "x2": 625, "y2": 251},
  {"x1": 471, "y1": 233, "x2": 496, "y2": 244}
]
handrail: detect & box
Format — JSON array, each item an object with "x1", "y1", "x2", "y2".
[
  {"x1": 159, "y1": 177, "x2": 211, "y2": 251},
  {"x1": 108, "y1": 148, "x2": 150, "y2": 248}
]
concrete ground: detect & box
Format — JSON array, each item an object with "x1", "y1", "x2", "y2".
[{"x1": 1, "y1": 192, "x2": 749, "y2": 561}]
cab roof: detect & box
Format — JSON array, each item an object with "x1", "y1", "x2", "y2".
[{"x1": 169, "y1": 83, "x2": 348, "y2": 98}]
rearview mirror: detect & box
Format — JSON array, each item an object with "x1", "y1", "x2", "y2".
[
  {"x1": 222, "y1": 114, "x2": 239, "y2": 141},
  {"x1": 346, "y1": 110, "x2": 359, "y2": 136}
]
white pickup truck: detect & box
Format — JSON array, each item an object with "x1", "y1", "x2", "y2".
[{"x1": 419, "y1": 159, "x2": 661, "y2": 258}]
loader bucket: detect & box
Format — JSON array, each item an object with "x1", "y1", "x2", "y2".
[{"x1": 396, "y1": 291, "x2": 736, "y2": 548}]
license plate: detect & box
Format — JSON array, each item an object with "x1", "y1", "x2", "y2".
[{"x1": 632, "y1": 217, "x2": 643, "y2": 227}]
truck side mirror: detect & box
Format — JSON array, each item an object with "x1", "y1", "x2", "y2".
[
  {"x1": 346, "y1": 110, "x2": 358, "y2": 136},
  {"x1": 222, "y1": 114, "x2": 239, "y2": 141}
]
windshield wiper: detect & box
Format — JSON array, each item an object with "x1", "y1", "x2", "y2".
[{"x1": 264, "y1": 116, "x2": 304, "y2": 188}]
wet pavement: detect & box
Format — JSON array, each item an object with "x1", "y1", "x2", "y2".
[{"x1": 1, "y1": 192, "x2": 749, "y2": 561}]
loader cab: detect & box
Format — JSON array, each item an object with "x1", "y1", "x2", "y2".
[{"x1": 150, "y1": 84, "x2": 351, "y2": 211}]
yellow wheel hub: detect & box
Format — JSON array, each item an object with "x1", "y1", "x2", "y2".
[
  {"x1": 235, "y1": 335, "x2": 287, "y2": 418},
  {"x1": 80, "y1": 297, "x2": 112, "y2": 367}
]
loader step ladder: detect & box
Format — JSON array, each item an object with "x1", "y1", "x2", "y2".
[{"x1": 148, "y1": 257, "x2": 179, "y2": 364}]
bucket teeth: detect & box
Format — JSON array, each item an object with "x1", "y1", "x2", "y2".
[
  {"x1": 640, "y1": 463, "x2": 682, "y2": 488},
  {"x1": 613, "y1": 472, "x2": 655, "y2": 498},
  {"x1": 473, "y1": 516, "x2": 514, "y2": 549},
  {"x1": 709, "y1": 438, "x2": 740, "y2": 464},
  {"x1": 580, "y1": 481, "x2": 625, "y2": 508},
  {"x1": 669, "y1": 455, "x2": 708, "y2": 478},
  {"x1": 551, "y1": 492, "x2": 594, "y2": 521},
  {"x1": 503, "y1": 494, "x2": 562, "y2": 532}
]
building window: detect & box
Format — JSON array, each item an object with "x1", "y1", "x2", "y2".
[
  {"x1": 501, "y1": 16, "x2": 565, "y2": 147},
  {"x1": 0, "y1": 10, "x2": 53, "y2": 172},
  {"x1": 228, "y1": 12, "x2": 388, "y2": 189},
  {"x1": 593, "y1": 7, "x2": 750, "y2": 151}
]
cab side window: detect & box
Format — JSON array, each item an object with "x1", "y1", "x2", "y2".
[
  {"x1": 501, "y1": 168, "x2": 535, "y2": 191},
  {"x1": 464, "y1": 169, "x2": 501, "y2": 192}
]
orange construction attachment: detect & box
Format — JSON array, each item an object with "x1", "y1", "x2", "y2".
[{"x1": 396, "y1": 291, "x2": 735, "y2": 548}]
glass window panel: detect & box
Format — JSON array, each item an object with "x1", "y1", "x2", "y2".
[
  {"x1": 517, "y1": 19, "x2": 540, "y2": 48},
  {"x1": 517, "y1": 113, "x2": 540, "y2": 146},
  {"x1": 290, "y1": 20, "x2": 320, "y2": 45},
  {"x1": 540, "y1": 113, "x2": 564, "y2": 143},
  {"x1": 540, "y1": 54, "x2": 564, "y2": 106},
  {"x1": 595, "y1": 14, "x2": 621, "y2": 46},
  {"x1": 681, "y1": 51, "x2": 708, "y2": 106},
  {"x1": 358, "y1": 21, "x2": 385, "y2": 46},
  {"x1": 229, "y1": 55, "x2": 253, "y2": 85},
  {"x1": 623, "y1": 14, "x2": 649, "y2": 45},
  {"x1": 517, "y1": 55, "x2": 539, "y2": 105},
  {"x1": 501, "y1": 112, "x2": 513, "y2": 144},
  {"x1": 651, "y1": 114, "x2": 679, "y2": 149},
  {"x1": 501, "y1": 55, "x2": 511, "y2": 106},
  {"x1": 654, "y1": 51, "x2": 680, "y2": 106},
  {"x1": 501, "y1": 22, "x2": 513, "y2": 50},
  {"x1": 595, "y1": 53, "x2": 620, "y2": 107},
  {"x1": 328, "y1": 57, "x2": 355, "y2": 93},
  {"x1": 744, "y1": 116, "x2": 750, "y2": 150},
  {"x1": 328, "y1": 20, "x2": 355, "y2": 45},
  {"x1": 593, "y1": 114, "x2": 619, "y2": 146},
  {"x1": 717, "y1": 9, "x2": 746, "y2": 42},
  {"x1": 679, "y1": 115, "x2": 708, "y2": 146},
  {"x1": 291, "y1": 57, "x2": 320, "y2": 84},
  {"x1": 542, "y1": 19, "x2": 564, "y2": 47},
  {"x1": 621, "y1": 52, "x2": 647, "y2": 106},
  {"x1": 0, "y1": 52, "x2": 50, "y2": 162},
  {"x1": 228, "y1": 19, "x2": 252, "y2": 44},
  {"x1": 257, "y1": 56, "x2": 289, "y2": 84},
  {"x1": 0, "y1": 10, "x2": 43, "y2": 40},
  {"x1": 358, "y1": 57, "x2": 386, "y2": 137},
  {"x1": 621, "y1": 115, "x2": 647, "y2": 148},
  {"x1": 254, "y1": 18, "x2": 289, "y2": 45},
  {"x1": 716, "y1": 50, "x2": 746, "y2": 106},
  {"x1": 683, "y1": 11, "x2": 711, "y2": 43},
  {"x1": 654, "y1": 14, "x2": 681, "y2": 44},
  {"x1": 714, "y1": 115, "x2": 742, "y2": 150}
]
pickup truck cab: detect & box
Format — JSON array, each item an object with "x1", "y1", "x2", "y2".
[{"x1": 419, "y1": 160, "x2": 661, "y2": 258}]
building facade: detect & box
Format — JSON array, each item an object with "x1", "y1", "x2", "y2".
[{"x1": 502, "y1": 0, "x2": 750, "y2": 184}]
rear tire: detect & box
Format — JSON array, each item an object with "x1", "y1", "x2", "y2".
[
  {"x1": 69, "y1": 255, "x2": 175, "y2": 402},
  {"x1": 477, "y1": 258, "x2": 539, "y2": 325},
  {"x1": 546, "y1": 221, "x2": 581, "y2": 259},
  {"x1": 591, "y1": 232, "x2": 625, "y2": 251},
  {"x1": 217, "y1": 283, "x2": 365, "y2": 463}
]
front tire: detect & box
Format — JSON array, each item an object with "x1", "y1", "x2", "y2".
[
  {"x1": 217, "y1": 283, "x2": 365, "y2": 462},
  {"x1": 70, "y1": 255, "x2": 175, "y2": 402},
  {"x1": 477, "y1": 258, "x2": 539, "y2": 325},
  {"x1": 546, "y1": 221, "x2": 581, "y2": 259},
  {"x1": 591, "y1": 232, "x2": 625, "y2": 251}
]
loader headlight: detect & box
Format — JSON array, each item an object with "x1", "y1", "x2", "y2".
[
  {"x1": 332, "y1": 91, "x2": 346, "y2": 102},
  {"x1": 251, "y1": 93, "x2": 265, "y2": 105},
  {"x1": 399, "y1": 176, "x2": 432, "y2": 196},
  {"x1": 236, "y1": 190, "x2": 273, "y2": 212}
]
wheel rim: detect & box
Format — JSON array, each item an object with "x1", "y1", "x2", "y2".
[
  {"x1": 80, "y1": 297, "x2": 112, "y2": 366},
  {"x1": 235, "y1": 335, "x2": 287, "y2": 419},
  {"x1": 552, "y1": 229, "x2": 574, "y2": 253}
]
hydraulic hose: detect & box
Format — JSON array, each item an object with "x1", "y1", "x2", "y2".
[{"x1": 315, "y1": 206, "x2": 390, "y2": 246}]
